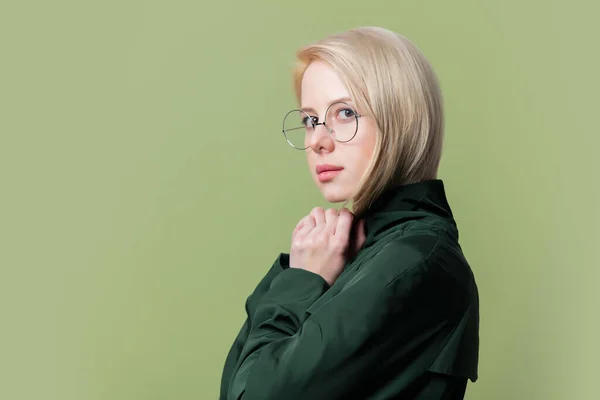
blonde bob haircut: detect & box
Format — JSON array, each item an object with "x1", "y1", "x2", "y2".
[{"x1": 293, "y1": 27, "x2": 444, "y2": 217}]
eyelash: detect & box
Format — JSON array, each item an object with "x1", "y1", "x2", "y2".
[{"x1": 302, "y1": 109, "x2": 356, "y2": 126}]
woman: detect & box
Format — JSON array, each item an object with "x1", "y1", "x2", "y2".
[{"x1": 219, "y1": 26, "x2": 479, "y2": 400}]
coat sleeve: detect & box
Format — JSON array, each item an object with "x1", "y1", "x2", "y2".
[
  {"x1": 226, "y1": 239, "x2": 464, "y2": 400},
  {"x1": 219, "y1": 254, "x2": 290, "y2": 400}
]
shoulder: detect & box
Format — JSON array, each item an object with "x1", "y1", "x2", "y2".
[
  {"x1": 354, "y1": 226, "x2": 471, "y2": 295},
  {"x1": 362, "y1": 226, "x2": 443, "y2": 274},
  {"x1": 381, "y1": 231, "x2": 443, "y2": 269}
]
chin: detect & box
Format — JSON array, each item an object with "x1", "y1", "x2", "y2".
[{"x1": 319, "y1": 185, "x2": 350, "y2": 203}]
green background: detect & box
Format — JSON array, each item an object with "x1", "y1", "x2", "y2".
[{"x1": 1, "y1": 1, "x2": 599, "y2": 399}]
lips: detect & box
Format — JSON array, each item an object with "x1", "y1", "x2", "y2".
[
  {"x1": 316, "y1": 164, "x2": 344, "y2": 174},
  {"x1": 316, "y1": 164, "x2": 344, "y2": 183}
]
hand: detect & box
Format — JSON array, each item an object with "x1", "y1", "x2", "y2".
[{"x1": 289, "y1": 207, "x2": 367, "y2": 286}]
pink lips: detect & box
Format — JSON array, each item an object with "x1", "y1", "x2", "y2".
[{"x1": 316, "y1": 164, "x2": 344, "y2": 182}]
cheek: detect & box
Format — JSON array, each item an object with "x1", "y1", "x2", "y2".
[
  {"x1": 363, "y1": 122, "x2": 378, "y2": 157},
  {"x1": 354, "y1": 151, "x2": 372, "y2": 178},
  {"x1": 306, "y1": 153, "x2": 319, "y2": 179},
  {"x1": 355, "y1": 134, "x2": 377, "y2": 173},
  {"x1": 341, "y1": 148, "x2": 372, "y2": 184},
  {"x1": 306, "y1": 152, "x2": 315, "y2": 169}
]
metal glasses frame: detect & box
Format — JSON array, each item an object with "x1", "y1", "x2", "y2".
[{"x1": 281, "y1": 101, "x2": 363, "y2": 150}]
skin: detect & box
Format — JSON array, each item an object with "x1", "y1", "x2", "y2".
[{"x1": 289, "y1": 61, "x2": 379, "y2": 286}]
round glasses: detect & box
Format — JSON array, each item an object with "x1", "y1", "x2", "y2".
[{"x1": 282, "y1": 101, "x2": 362, "y2": 150}]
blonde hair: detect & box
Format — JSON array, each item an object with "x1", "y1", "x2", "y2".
[{"x1": 293, "y1": 27, "x2": 444, "y2": 217}]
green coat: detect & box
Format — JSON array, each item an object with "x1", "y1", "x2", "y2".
[{"x1": 220, "y1": 179, "x2": 479, "y2": 399}]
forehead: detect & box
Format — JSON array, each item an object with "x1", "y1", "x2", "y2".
[{"x1": 301, "y1": 61, "x2": 350, "y2": 110}]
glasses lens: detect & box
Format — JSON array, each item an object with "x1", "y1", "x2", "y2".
[
  {"x1": 283, "y1": 110, "x2": 313, "y2": 149},
  {"x1": 325, "y1": 102, "x2": 358, "y2": 142}
]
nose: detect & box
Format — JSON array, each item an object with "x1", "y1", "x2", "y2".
[{"x1": 308, "y1": 123, "x2": 334, "y2": 153}]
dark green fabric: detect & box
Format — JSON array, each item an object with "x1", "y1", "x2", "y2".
[{"x1": 220, "y1": 179, "x2": 479, "y2": 400}]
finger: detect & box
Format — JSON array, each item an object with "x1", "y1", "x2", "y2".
[
  {"x1": 293, "y1": 216, "x2": 308, "y2": 239},
  {"x1": 324, "y1": 208, "x2": 339, "y2": 232},
  {"x1": 310, "y1": 207, "x2": 326, "y2": 227},
  {"x1": 333, "y1": 208, "x2": 354, "y2": 244},
  {"x1": 298, "y1": 214, "x2": 316, "y2": 235}
]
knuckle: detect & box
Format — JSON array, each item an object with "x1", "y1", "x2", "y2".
[
  {"x1": 339, "y1": 207, "x2": 349, "y2": 215},
  {"x1": 306, "y1": 234, "x2": 318, "y2": 247},
  {"x1": 293, "y1": 239, "x2": 307, "y2": 251},
  {"x1": 310, "y1": 206, "x2": 323, "y2": 216},
  {"x1": 331, "y1": 236, "x2": 348, "y2": 250}
]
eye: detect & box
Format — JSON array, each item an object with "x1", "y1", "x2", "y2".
[
  {"x1": 337, "y1": 108, "x2": 357, "y2": 120},
  {"x1": 302, "y1": 115, "x2": 318, "y2": 128}
]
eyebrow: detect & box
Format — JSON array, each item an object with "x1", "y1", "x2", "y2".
[{"x1": 300, "y1": 97, "x2": 354, "y2": 114}]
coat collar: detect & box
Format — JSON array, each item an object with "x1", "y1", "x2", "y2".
[{"x1": 361, "y1": 179, "x2": 457, "y2": 247}]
